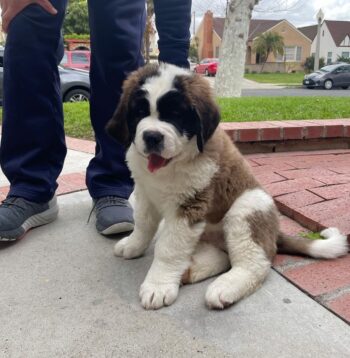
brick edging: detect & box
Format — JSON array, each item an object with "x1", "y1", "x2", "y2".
[{"x1": 221, "y1": 119, "x2": 350, "y2": 142}]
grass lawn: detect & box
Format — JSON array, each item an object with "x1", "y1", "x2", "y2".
[
  {"x1": 218, "y1": 96, "x2": 350, "y2": 122},
  {"x1": 1, "y1": 97, "x2": 349, "y2": 140},
  {"x1": 63, "y1": 102, "x2": 93, "y2": 140},
  {"x1": 245, "y1": 72, "x2": 305, "y2": 85}
]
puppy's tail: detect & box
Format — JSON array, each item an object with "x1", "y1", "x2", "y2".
[{"x1": 278, "y1": 227, "x2": 348, "y2": 259}]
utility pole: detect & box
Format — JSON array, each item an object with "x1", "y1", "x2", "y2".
[{"x1": 314, "y1": 8, "x2": 324, "y2": 71}]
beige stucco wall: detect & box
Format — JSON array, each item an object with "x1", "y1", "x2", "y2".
[
  {"x1": 267, "y1": 21, "x2": 311, "y2": 64},
  {"x1": 212, "y1": 31, "x2": 221, "y2": 58},
  {"x1": 196, "y1": 18, "x2": 311, "y2": 71},
  {"x1": 196, "y1": 21, "x2": 204, "y2": 60}
]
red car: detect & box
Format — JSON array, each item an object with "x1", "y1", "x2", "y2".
[
  {"x1": 60, "y1": 50, "x2": 91, "y2": 70},
  {"x1": 194, "y1": 58, "x2": 218, "y2": 76}
]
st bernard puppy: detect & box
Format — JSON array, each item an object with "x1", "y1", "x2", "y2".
[{"x1": 107, "y1": 63, "x2": 348, "y2": 310}]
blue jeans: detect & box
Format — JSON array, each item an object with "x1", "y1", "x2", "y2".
[{"x1": 0, "y1": 0, "x2": 191, "y2": 202}]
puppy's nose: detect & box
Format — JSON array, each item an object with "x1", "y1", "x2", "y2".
[{"x1": 143, "y1": 131, "x2": 164, "y2": 152}]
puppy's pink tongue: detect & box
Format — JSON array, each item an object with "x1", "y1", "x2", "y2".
[{"x1": 147, "y1": 154, "x2": 168, "y2": 173}]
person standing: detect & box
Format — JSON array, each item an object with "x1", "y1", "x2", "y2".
[{"x1": 0, "y1": 0, "x2": 191, "y2": 241}]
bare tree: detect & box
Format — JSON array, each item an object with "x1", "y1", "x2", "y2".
[
  {"x1": 215, "y1": 0, "x2": 260, "y2": 97},
  {"x1": 144, "y1": 0, "x2": 155, "y2": 63}
]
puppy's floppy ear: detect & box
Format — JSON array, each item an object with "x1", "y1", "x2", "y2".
[
  {"x1": 106, "y1": 72, "x2": 139, "y2": 147},
  {"x1": 106, "y1": 94, "x2": 130, "y2": 147},
  {"x1": 193, "y1": 107, "x2": 204, "y2": 152},
  {"x1": 193, "y1": 99, "x2": 220, "y2": 153},
  {"x1": 174, "y1": 74, "x2": 220, "y2": 152}
]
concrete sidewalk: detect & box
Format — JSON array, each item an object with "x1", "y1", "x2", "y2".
[
  {"x1": 205, "y1": 77, "x2": 286, "y2": 90},
  {"x1": 1, "y1": 136, "x2": 350, "y2": 357},
  {"x1": 1, "y1": 191, "x2": 350, "y2": 358}
]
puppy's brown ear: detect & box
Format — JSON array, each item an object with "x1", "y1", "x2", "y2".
[
  {"x1": 175, "y1": 74, "x2": 220, "y2": 152},
  {"x1": 193, "y1": 99, "x2": 220, "y2": 152},
  {"x1": 106, "y1": 97, "x2": 130, "y2": 147}
]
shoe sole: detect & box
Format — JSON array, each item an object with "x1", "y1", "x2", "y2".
[
  {"x1": 0, "y1": 201, "x2": 59, "y2": 242},
  {"x1": 100, "y1": 222, "x2": 134, "y2": 235}
]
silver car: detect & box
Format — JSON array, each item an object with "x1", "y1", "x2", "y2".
[
  {"x1": 303, "y1": 63, "x2": 350, "y2": 90},
  {"x1": 0, "y1": 48, "x2": 90, "y2": 104}
]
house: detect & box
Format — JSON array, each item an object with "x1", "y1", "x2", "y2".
[
  {"x1": 195, "y1": 11, "x2": 312, "y2": 72},
  {"x1": 299, "y1": 20, "x2": 350, "y2": 65}
]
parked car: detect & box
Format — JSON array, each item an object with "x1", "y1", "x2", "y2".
[
  {"x1": 303, "y1": 63, "x2": 350, "y2": 89},
  {"x1": 60, "y1": 50, "x2": 91, "y2": 70},
  {"x1": 194, "y1": 58, "x2": 219, "y2": 76},
  {"x1": 59, "y1": 67, "x2": 90, "y2": 102},
  {"x1": 0, "y1": 48, "x2": 90, "y2": 104}
]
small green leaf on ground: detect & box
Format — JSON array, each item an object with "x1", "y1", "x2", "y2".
[{"x1": 300, "y1": 232, "x2": 325, "y2": 240}]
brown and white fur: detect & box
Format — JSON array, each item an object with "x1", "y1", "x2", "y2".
[{"x1": 106, "y1": 63, "x2": 348, "y2": 310}]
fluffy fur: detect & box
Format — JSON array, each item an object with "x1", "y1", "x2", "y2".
[{"x1": 107, "y1": 63, "x2": 349, "y2": 310}]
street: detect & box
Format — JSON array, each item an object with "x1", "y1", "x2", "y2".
[
  {"x1": 205, "y1": 76, "x2": 350, "y2": 96},
  {"x1": 242, "y1": 87, "x2": 350, "y2": 97}
]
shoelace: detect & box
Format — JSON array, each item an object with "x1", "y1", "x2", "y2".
[
  {"x1": 87, "y1": 196, "x2": 129, "y2": 224},
  {"x1": 1, "y1": 197, "x2": 28, "y2": 211}
]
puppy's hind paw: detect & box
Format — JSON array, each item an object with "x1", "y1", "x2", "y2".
[{"x1": 205, "y1": 276, "x2": 242, "y2": 310}]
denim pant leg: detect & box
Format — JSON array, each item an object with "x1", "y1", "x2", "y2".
[
  {"x1": 86, "y1": 0, "x2": 146, "y2": 200},
  {"x1": 0, "y1": 2, "x2": 68, "y2": 203},
  {"x1": 154, "y1": 0, "x2": 192, "y2": 68}
]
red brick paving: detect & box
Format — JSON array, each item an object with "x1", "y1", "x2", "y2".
[
  {"x1": 328, "y1": 292, "x2": 350, "y2": 322},
  {"x1": 282, "y1": 256, "x2": 350, "y2": 296},
  {"x1": 1, "y1": 133, "x2": 350, "y2": 323},
  {"x1": 0, "y1": 172, "x2": 87, "y2": 199},
  {"x1": 247, "y1": 149, "x2": 350, "y2": 239},
  {"x1": 65, "y1": 136, "x2": 95, "y2": 154},
  {"x1": 276, "y1": 190, "x2": 324, "y2": 209},
  {"x1": 247, "y1": 148, "x2": 350, "y2": 323}
]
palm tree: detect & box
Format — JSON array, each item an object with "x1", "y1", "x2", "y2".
[{"x1": 253, "y1": 31, "x2": 284, "y2": 72}]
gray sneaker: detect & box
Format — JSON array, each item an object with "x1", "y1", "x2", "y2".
[
  {"x1": 0, "y1": 196, "x2": 59, "y2": 241},
  {"x1": 94, "y1": 196, "x2": 134, "y2": 235}
]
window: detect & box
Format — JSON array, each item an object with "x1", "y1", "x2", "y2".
[
  {"x1": 72, "y1": 53, "x2": 89, "y2": 64},
  {"x1": 284, "y1": 46, "x2": 302, "y2": 62},
  {"x1": 284, "y1": 47, "x2": 295, "y2": 61},
  {"x1": 296, "y1": 47, "x2": 302, "y2": 61},
  {"x1": 342, "y1": 52, "x2": 350, "y2": 59},
  {"x1": 276, "y1": 53, "x2": 284, "y2": 62},
  {"x1": 327, "y1": 52, "x2": 332, "y2": 65},
  {"x1": 215, "y1": 46, "x2": 220, "y2": 58}
]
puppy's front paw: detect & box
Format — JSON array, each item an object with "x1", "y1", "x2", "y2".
[
  {"x1": 114, "y1": 235, "x2": 146, "y2": 259},
  {"x1": 140, "y1": 281, "x2": 179, "y2": 310},
  {"x1": 205, "y1": 276, "x2": 241, "y2": 310}
]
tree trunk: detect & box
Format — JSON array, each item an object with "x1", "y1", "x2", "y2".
[
  {"x1": 260, "y1": 51, "x2": 269, "y2": 73},
  {"x1": 215, "y1": 0, "x2": 259, "y2": 97}
]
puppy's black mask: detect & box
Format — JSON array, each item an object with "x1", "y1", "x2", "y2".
[{"x1": 106, "y1": 64, "x2": 220, "y2": 152}]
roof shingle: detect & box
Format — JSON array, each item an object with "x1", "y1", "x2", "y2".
[
  {"x1": 212, "y1": 18, "x2": 282, "y2": 40},
  {"x1": 325, "y1": 20, "x2": 350, "y2": 46}
]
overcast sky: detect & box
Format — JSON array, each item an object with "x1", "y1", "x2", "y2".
[{"x1": 192, "y1": 0, "x2": 350, "y2": 29}]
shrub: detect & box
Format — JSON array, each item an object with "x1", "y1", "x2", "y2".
[
  {"x1": 304, "y1": 56, "x2": 325, "y2": 73},
  {"x1": 336, "y1": 56, "x2": 350, "y2": 64}
]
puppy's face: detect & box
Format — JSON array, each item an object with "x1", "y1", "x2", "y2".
[{"x1": 107, "y1": 63, "x2": 220, "y2": 173}]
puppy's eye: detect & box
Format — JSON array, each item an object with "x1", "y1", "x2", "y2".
[
  {"x1": 171, "y1": 109, "x2": 181, "y2": 117},
  {"x1": 136, "y1": 108, "x2": 147, "y2": 117}
]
